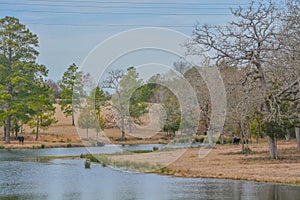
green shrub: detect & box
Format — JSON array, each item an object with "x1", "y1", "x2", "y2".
[
  {"x1": 160, "y1": 136, "x2": 168, "y2": 140},
  {"x1": 244, "y1": 147, "x2": 251, "y2": 154},
  {"x1": 153, "y1": 146, "x2": 159, "y2": 151},
  {"x1": 225, "y1": 138, "x2": 233, "y2": 144},
  {"x1": 41, "y1": 144, "x2": 45, "y2": 149},
  {"x1": 130, "y1": 150, "x2": 152, "y2": 153},
  {"x1": 194, "y1": 137, "x2": 205, "y2": 143},
  {"x1": 66, "y1": 143, "x2": 72, "y2": 148},
  {"x1": 84, "y1": 159, "x2": 91, "y2": 168},
  {"x1": 0, "y1": 145, "x2": 5, "y2": 149},
  {"x1": 83, "y1": 154, "x2": 99, "y2": 163}
]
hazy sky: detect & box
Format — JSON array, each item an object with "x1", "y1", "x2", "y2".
[{"x1": 1, "y1": 0, "x2": 272, "y2": 81}]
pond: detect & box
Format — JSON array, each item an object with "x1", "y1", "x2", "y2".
[
  {"x1": 0, "y1": 147, "x2": 299, "y2": 200},
  {"x1": 0, "y1": 143, "x2": 199, "y2": 161}
]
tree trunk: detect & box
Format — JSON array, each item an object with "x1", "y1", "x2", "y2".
[
  {"x1": 267, "y1": 135, "x2": 277, "y2": 159},
  {"x1": 5, "y1": 116, "x2": 11, "y2": 144},
  {"x1": 248, "y1": 121, "x2": 252, "y2": 144},
  {"x1": 128, "y1": 120, "x2": 132, "y2": 133},
  {"x1": 3, "y1": 121, "x2": 6, "y2": 141},
  {"x1": 296, "y1": 127, "x2": 300, "y2": 152},
  {"x1": 257, "y1": 63, "x2": 280, "y2": 159},
  {"x1": 15, "y1": 128, "x2": 18, "y2": 139},
  {"x1": 285, "y1": 129, "x2": 291, "y2": 141},
  {"x1": 256, "y1": 132, "x2": 259, "y2": 144},
  {"x1": 207, "y1": 130, "x2": 213, "y2": 146},
  {"x1": 72, "y1": 106, "x2": 75, "y2": 126},
  {"x1": 35, "y1": 117, "x2": 40, "y2": 141},
  {"x1": 238, "y1": 122, "x2": 245, "y2": 154},
  {"x1": 121, "y1": 116, "x2": 125, "y2": 141},
  {"x1": 86, "y1": 128, "x2": 89, "y2": 138},
  {"x1": 220, "y1": 134, "x2": 224, "y2": 144}
]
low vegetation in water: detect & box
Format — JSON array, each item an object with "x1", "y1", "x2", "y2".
[{"x1": 84, "y1": 159, "x2": 91, "y2": 168}]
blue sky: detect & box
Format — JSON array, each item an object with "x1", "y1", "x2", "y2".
[{"x1": 1, "y1": 0, "x2": 275, "y2": 81}]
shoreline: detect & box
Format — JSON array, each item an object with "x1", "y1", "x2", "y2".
[
  {"x1": 1, "y1": 139, "x2": 300, "y2": 185},
  {"x1": 149, "y1": 171, "x2": 300, "y2": 186}
]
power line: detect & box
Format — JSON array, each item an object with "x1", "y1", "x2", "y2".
[
  {"x1": 26, "y1": 0, "x2": 248, "y2": 6},
  {"x1": 25, "y1": 22, "x2": 194, "y2": 28},
  {"x1": 1, "y1": 9, "x2": 231, "y2": 16},
  {"x1": 0, "y1": 2, "x2": 240, "y2": 10}
]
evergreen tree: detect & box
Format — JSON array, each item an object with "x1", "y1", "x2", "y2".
[
  {"x1": 0, "y1": 16, "x2": 53, "y2": 143},
  {"x1": 59, "y1": 63, "x2": 83, "y2": 126}
]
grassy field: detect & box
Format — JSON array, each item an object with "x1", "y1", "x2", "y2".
[{"x1": 0, "y1": 104, "x2": 171, "y2": 148}]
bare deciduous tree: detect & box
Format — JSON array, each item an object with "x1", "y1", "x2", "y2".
[{"x1": 191, "y1": 0, "x2": 283, "y2": 158}]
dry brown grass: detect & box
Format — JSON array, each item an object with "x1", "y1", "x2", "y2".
[
  {"x1": 0, "y1": 104, "x2": 170, "y2": 148},
  {"x1": 164, "y1": 140, "x2": 300, "y2": 184},
  {"x1": 99, "y1": 139, "x2": 300, "y2": 184}
]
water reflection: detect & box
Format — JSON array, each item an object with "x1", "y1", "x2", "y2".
[{"x1": 0, "y1": 148, "x2": 299, "y2": 200}]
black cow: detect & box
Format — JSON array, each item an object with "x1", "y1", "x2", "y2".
[
  {"x1": 233, "y1": 137, "x2": 240, "y2": 144},
  {"x1": 17, "y1": 136, "x2": 24, "y2": 145}
]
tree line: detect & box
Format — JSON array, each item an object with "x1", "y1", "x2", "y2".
[{"x1": 0, "y1": 0, "x2": 299, "y2": 160}]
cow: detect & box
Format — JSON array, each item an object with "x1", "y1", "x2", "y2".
[
  {"x1": 233, "y1": 137, "x2": 240, "y2": 144},
  {"x1": 17, "y1": 136, "x2": 24, "y2": 145}
]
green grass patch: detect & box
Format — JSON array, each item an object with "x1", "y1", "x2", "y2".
[
  {"x1": 222, "y1": 147, "x2": 265, "y2": 155},
  {"x1": 80, "y1": 153, "x2": 163, "y2": 172},
  {"x1": 80, "y1": 154, "x2": 100, "y2": 163},
  {"x1": 128, "y1": 150, "x2": 152, "y2": 154},
  {"x1": 156, "y1": 167, "x2": 172, "y2": 174}
]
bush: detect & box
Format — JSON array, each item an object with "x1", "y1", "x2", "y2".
[
  {"x1": 0, "y1": 145, "x2": 5, "y2": 149},
  {"x1": 160, "y1": 136, "x2": 169, "y2": 140},
  {"x1": 41, "y1": 144, "x2": 45, "y2": 149},
  {"x1": 225, "y1": 138, "x2": 233, "y2": 144},
  {"x1": 153, "y1": 146, "x2": 159, "y2": 151},
  {"x1": 193, "y1": 137, "x2": 205, "y2": 143},
  {"x1": 130, "y1": 150, "x2": 152, "y2": 153},
  {"x1": 66, "y1": 143, "x2": 72, "y2": 148},
  {"x1": 84, "y1": 159, "x2": 91, "y2": 169},
  {"x1": 82, "y1": 154, "x2": 99, "y2": 163},
  {"x1": 244, "y1": 147, "x2": 252, "y2": 154}
]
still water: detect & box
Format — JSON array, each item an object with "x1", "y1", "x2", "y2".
[{"x1": 0, "y1": 147, "x2": 299, "y2": 200}]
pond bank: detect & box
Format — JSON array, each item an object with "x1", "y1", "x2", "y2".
[
  {"x1": 160, "y1": 141, "x2": 300, "y2": 185},
  {"x1": 89, "y1": 140, "x2": 300, "y2": 185},
  {"x1": 1, "y1": 139, "x2": 300, "y2": 185}
]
